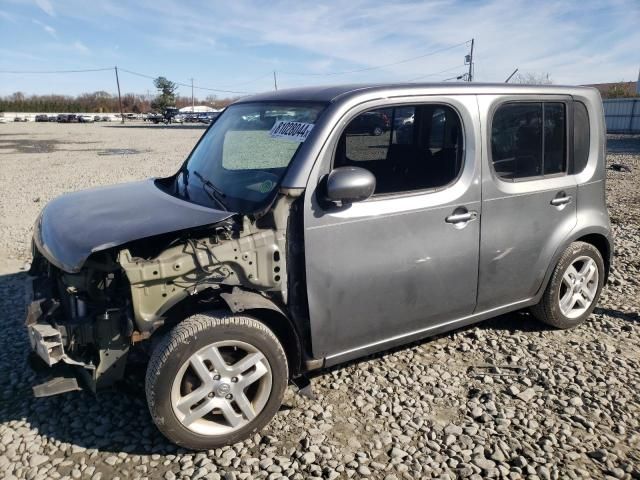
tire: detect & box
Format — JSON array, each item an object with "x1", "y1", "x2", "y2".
[
  {"x1": 145, "y1": 312, "x2": 288, "y2": 450},
  {"x1": 530, "y1": 241, "x2": 605, "y2": 329}
]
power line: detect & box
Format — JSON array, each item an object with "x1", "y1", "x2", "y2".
[
  {"x1": 118, "y1": 68, "x2": 251, "y2": 94},
  {"x1": 442, "y1": 73, "x2": 468, "y2": 82},
  {"x1": 405, "y1": 64, "x2": 468, "y2": 82},
  {"x1": 0, "y1": 66, "x2": 253, "y2": 94},
  {"x1": 0, "y1": 67, "x2": 113, "y2": 74},
  {"x1": 278, "y1": 40, "x2": 472, "y2": 77},
  {"x1": 0, "y1": 41, "x2": 474, "y2": 94}
]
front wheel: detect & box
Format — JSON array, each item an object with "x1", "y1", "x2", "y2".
[
  {"x1": 530, "y1": 241, "x2": 605, "y2": 329},
  {"x1": 145, "y1": 313, "x2": 288, "y2": 449}
]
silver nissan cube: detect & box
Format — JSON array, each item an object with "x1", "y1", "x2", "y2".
[{"x1": 27, "y1": 83, "x2": 611, "y2": 449}]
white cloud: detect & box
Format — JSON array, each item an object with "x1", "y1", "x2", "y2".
[
  {"x1": 108, "y1": 0, "x2": 637, "y2": 85},
  {"x1": 33, "y1": 19, "x2": 57, "y2": 38},
  {"x1": 0, "y1": 9, "x2": 17, "y2": 22},
  {"x1": 35, "y1": 0, "x2": 55, "y2": 16},
  {"x1": 10, "y1": 0, "x2": 640, "y2": 86},
  {"x1": 72, "y1": 41, "x2": 89, "y2": 54}
]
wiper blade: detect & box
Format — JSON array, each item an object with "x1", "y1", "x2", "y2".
[{"x1": 193, "y1": 170, "x2": 227, "y2": 211}]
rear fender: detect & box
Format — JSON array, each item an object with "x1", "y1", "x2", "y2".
[{"x1": 533, "y1": 225, "x2": 612, "y2": 302}]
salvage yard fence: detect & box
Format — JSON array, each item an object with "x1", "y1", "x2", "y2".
[{"x1": 603, "y1": 98, "x2": 640, "y2": 134}]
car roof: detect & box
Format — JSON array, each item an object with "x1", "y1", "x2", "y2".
[{"x1": 235, "y1": 82, "x2": 598, "y2": 105}]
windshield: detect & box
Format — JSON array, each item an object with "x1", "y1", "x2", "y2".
[{"x1": 173, "y1": 102, "x2": 326, "y2": 213}]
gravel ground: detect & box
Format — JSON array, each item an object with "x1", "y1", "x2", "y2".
[{"x1": 0, "y1": 123, "x2": 639, "y2": 480}]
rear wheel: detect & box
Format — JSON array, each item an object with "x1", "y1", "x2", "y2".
[
  {"x1": 531, "y1": 241, "x2": 604, "y2": 329},
  {"x1": 146, "y1": 312, "x2": 288, "y2": 449}
]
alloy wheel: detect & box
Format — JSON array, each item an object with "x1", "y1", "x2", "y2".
[
  {"x1": 558, "y1": 256, "x2": 599, "y2": 319},
  {"x1": 170, "y1": 340, "x2": 273, "y2": 436}
]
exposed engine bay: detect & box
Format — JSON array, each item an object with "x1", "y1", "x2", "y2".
[{"x1": 26, "y1": 193, "x2": 299, "y2": 395}]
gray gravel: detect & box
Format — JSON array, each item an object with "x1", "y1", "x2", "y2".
[{"x1": 1, "y1": 124, "x2": 639, "y2": 479}]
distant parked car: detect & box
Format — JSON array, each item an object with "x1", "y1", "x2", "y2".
[
  {"x1": 57, "y1": 114, "x2": 69, "y2": 123},
  {"x1": 345, "y1": 110, "x2": 389, "y2": 135},
  {"x1": 145, "y1": 112, "x2": 163, "y2": 123},
  {"x1": 14, "y1": 116, "x2": 28, "y2": 122},
  {"x1": 48, "y1": 115, "x2": 57, "y2": 122},
  {"x1": 79, "y1": 115, "x2": 95, "y2": 123},
  {"x1": 197, "y1": 112, "x2": 220, "y2": 124},
  {"x1": 173, "y1": 114, "x2": 185, "y2": 124},
  {"x1": 35, "y1": 114, "x2": 49, "y2": 122},
  {"x1": 102, "y1": 115, "x2": 113, "y2": 122},
  {"x1": 94, "y1": 115, "x2": 102, "y2": 122}
]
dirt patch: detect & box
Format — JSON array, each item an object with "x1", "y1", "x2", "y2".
[
  {"x1": 96, "y1": 148, "x2": 144, "y2": 156},
  {"x1": 0, "y1": 138, "x2": 60, "y2": 154},
  {"x1": 0, "y1": 138, "x2": 98, "y2": 154}
]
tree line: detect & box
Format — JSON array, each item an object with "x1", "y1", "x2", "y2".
[
  {"x1": 0, "y1": 80, "x2": 236, "y2": 113},
  {"x1": 2, "y1": 74, "x2": 636, "y2": 113}
]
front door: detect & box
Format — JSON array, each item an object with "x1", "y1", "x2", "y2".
[{"x1": 303, "y1": 96, "x2": 482, "y2": 361}]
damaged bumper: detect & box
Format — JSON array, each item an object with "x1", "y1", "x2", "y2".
[
  {"x1": 25, "y1": 298, "x2": 95, "y2": 397},
  {"x1": 25, "y1": 276, "x2": 131, "y2": 397}
]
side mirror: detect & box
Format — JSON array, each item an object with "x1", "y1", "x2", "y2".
[{"x1": 325, "y1": 166, "x2": 376, "y2": 205}]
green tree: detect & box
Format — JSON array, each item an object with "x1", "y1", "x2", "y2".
[{"x1": 151, "y1": 76, "x2": 177, "y2": 112}]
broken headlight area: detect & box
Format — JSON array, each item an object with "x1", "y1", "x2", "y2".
[{"x1": 26, "y1": 252, "x2": 132, "y2": 396}]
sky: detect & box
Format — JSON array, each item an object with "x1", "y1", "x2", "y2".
[{"x1": 0, "y1": 0, "x2": 639, "y2": 98}]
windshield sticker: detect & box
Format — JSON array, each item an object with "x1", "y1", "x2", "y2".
[{"x1": 269, "y1": 121, "x2": 314, "y2": 142}]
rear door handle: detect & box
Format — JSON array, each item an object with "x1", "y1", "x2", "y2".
[
  {"x1": 445, "y1": 211, "x2": 478, "y2": 224},
  {"x1": 550, "y1": 196, "x2": 572, "y2": 206}
]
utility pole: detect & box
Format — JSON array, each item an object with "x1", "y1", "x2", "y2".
[
  {"x1": 114, "y1": 66, "x2": 124, "y2": 124},
  {"x1": 273, "y1": 71, "x2": 278, "y2": 91},
  {"x1": 467, "y1": 38, "x2": 474, "y2": 82},
  {"x1": 190, "y1": 78, "x2": 194, "y2": 112}
]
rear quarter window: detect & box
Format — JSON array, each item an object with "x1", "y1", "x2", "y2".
[{"x1": 573, "y1": 101, "x2": 590, "y2": 174}]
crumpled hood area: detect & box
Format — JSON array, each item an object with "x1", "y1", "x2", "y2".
[{"x1": 34, "y1": 179, "x2": 233, "y2": 272}]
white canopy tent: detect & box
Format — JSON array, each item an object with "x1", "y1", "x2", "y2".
[{"x1": 178, "y1": 105, "x2": 220, "y2": 113}]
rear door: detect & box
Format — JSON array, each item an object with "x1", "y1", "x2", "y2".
[{"x1": 476, "y1": 96, "x2": 577, "y2": 311}]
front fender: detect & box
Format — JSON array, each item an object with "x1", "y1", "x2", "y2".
[{"x1": 219, "y1": 287, "x2": 304, "y2": 376}]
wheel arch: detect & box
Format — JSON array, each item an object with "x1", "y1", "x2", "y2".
[
  {"x1": 219, "y1": 287, "x2": 303, "y2": 378},
  {"x1": 143, "y1": 288, "x2": 304, "y2": 379},
  {"x1": 575, "y1": 232, "x2": 611, "y2": 283},
  {"x1": 535, "y1": 226, "x2": 613, "y2": 302}
]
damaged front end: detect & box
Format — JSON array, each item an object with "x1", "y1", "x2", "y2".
[
  {"x1": 26, "y1": 250, "x2": 132, "y2": 396},
  {"x1": 26, "y1": 192, "x2": 298, "y2": 397}
]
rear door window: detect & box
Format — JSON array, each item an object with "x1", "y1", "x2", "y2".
[{"x1": 491, "y1": 101, "x2": 567, "y2": 180}]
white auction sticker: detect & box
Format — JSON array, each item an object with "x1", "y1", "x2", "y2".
[{"x1": 269, "y1": 120, "x2": 314, "y2": 142}]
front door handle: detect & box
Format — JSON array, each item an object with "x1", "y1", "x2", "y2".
[
  {"x1": 445, "y1": 210, "x2": 478, "y2": 224},
  {"x1": 550, "y1": 196, "x2": 572, "y2": 206}
]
